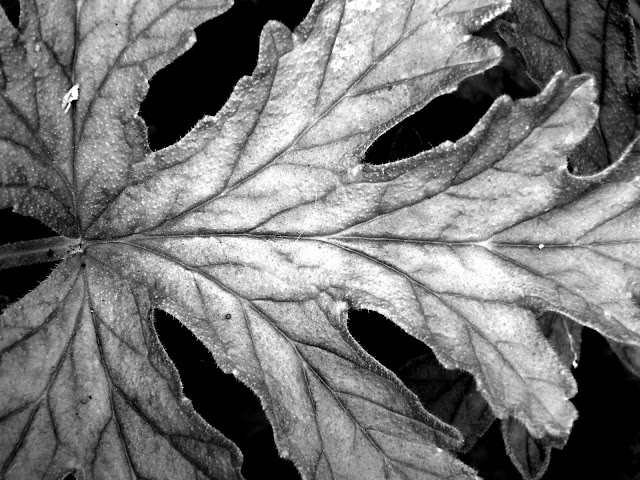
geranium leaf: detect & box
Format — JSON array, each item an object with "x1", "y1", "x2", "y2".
[
  {"x1": 84, "y1": 0, "x2": 508, "y2": 238},
  {"x1": 499, "y1": 311, "x2": 582, "y2": 480},
  {"x1": 1, "y1": 0, "x2": 514, "y2": 477},
  {"x1": 495, "y1": 3, "x2": 640, "y2": 475},
  {"x1": 0, "y1": 255, "x2": 243, "y2": 479},
  {"x1": 496, "y1": 0, "x2": 640, "y2": 173},
  {"x1": 91, "y1": 70, "x2": 599, "y2": 446},
  {"x1": 3, "y1": 0, "x2": 640, "y2": 479},
  {"x1": 501, "y1": 417, "x2": 564, "y2": 480},
  {"x1": 0, "y1": 0, "x2": 233, "y2": 234}
]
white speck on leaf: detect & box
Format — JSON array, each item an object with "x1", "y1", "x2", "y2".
[
  {"x1": 62, "y1": 84, "x2": 80, "y2": 113},
  {"x1": 350, "y1": 0, "x2": 381, "y2": 12}
]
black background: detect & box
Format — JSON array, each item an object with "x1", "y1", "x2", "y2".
[{"x1": 1, "y1": 1, "x2": 640, "y2": 479}]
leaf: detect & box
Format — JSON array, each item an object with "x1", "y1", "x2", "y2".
[
  {"x1": 500, "y1": 417, "x2": 564, "y2": 480},
  {"x1": 0, "y1": 256, "x2": 243, "y2": 479},
  {"x1": 499, "y1": 311, "x2": 581, "y2": 480},
  {"x1": 398, "y1": 350, "x2": 494, "y2": 453},
  {"x1": 494, "y1": 3, "x2": 640, "y2": 476},
  {"x1": 0, "y1": 0, "x2": 233, "y2": 233},
  {"x1": 94, "y1": 67, "x2": 604, "y2": 444},
  {"x1": 1, "y1": 0, "x2": 245, "y2": 477},
  {"x1": 397, "y1": 311, "x2": 581, "y2": 465},
  {"x1": 496, "y1": 0, "x2": 640, "y2": 173},
  {"x1": 3, "y1": 1, "x2": 640, "y2": 479}
]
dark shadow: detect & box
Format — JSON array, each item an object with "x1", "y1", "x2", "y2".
[
  {"x1": 0, "y1": 209, "x2": 55, "y2": 243},
  {"x1": 365, "y1": 44, "x2": 538, "y2": 165},
  {"x1": 140, "y1": 0, "x2": 313, "y2": 152},
  {"x1": 544, "y1": 329, "x2": 640, "y2": 479},
  {"x1": 0, "y1": 0, "x2": 19, "y2": 28},
  {"x1": 347, "y1": 308, "x2": 431, "y2": 376}
]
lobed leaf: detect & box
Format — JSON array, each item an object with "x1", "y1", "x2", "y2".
[
  {"x1": 3, "y1": 0, "x2": 640, "y2": 479},
  {"x1": 0, "y1": 256, "x2": 242, "y2": 479},
  {"x1": 1, "y1": 0, "x2": 514, "y2": 478},
  {"x1": 495, "y1": 3, "x2": 640, "y2": 475},
  {"x1": 0, "y1": 0, "x2": 233, "y2": 235},
  {"x1": 91, "y1": 71, "x2": 601, "y2": 446}
]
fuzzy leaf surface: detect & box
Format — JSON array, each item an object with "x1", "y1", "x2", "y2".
[
  {"x1": 0, "y1": 0, "x2": 243, "y2": 478},
  {"x1": 499, "y1": 311, "x2": 581, "y2": 480},
  {"x1": 496, "y1": 5, "x2": 640, "y2": 473},
  {"x1": 3, "y1": 0, "x2": 640, "y2": 479},
  {"x1": 0, "y1": 0, "x2": 512, "y2": 478},
  {"x1": 0, "y1": 256, "x2": 243, "y2": 479}
]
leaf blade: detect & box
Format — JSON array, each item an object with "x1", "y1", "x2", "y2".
[
  {"x1": 0, "y1": 1, "x2": 78, "y2": 233},
  {"x1": 7, "y1": 0, "x2": 640, "y2": 477},
  {"x1": 73, "y1": 0, "x2": 233, "y2": 229},
  {"x1": 91, "y1": 72, "x2": 604, "y2": 449},
  {"x1": 86, "y1": 0, "x2": 508, "y2": 239},
  {"x1": 0, "y1": 256, "x2": 243, "y2": 479}
]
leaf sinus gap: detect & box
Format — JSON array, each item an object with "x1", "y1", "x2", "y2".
[
  {"x1": 0, "y1": 209, "x2": 60, "y2": 311},
  {"x1": 347, "y1": 308, "x2": 431, "y2": 377},
  {"x1": 152, "y1": 308, "x2": 299, "y2": 480},
  {"x1": 0, "y1": 0, "x2": 19, "y2": 28},
  {"x1": 364, "y1": 50, "x2": 538, "y2": 167},
  {"x1": 138, "y1": 0, "x2": 313, "y2": 152}
]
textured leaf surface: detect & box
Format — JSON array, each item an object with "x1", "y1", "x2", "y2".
[
  {"x1": 3, "y1": 0, "x2": 640, "y2": 479},
  {"x1": 0, "y1": 256, "x2": 243, "y2": 479},
  {"x1": 0, "y1": 0, "x2": 232, "y2": 234},
  {"x1": 499, "y1": 311, "x2": 581, "y2": 480},
  {"x1": 92, "y1": 71, "x2": 606, "y2": 443},
  {"x1": 0, "y1": 0, "x2": 513, "y2": 478},
  {"x1": 497, "y1": 0, "x2": 640, "y2": 173},
  {"x1": 399, "y1": 311, "x2": 581, "y2": 464},
  {"x1": 495, "y1": 5, "x2": 640, "y2": 473},
  {"x1": 0, "y1": 0, "x2": 243, "y2": 478}
]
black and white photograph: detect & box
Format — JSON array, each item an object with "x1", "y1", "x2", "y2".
[{"x1": 1, "y1": 1, "x2": 640, "y2": 479}]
